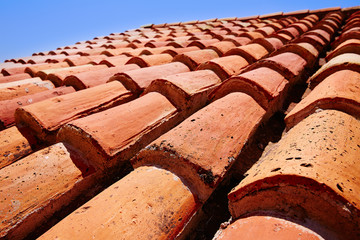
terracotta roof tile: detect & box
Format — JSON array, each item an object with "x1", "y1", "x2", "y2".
[
  {"x1": 162, "y1": 46, "x2": 201, "y2": 57},
  {"x1": 63, "y1": 55, "x2": 108, "y2": 66},
  {"x1": 143, "y1": 70, "x2": 221, "y2": 111},
  {"x1": 326, "y1": 39, "x2": 360, "y2": 61},
  {"x1": 64, "y1": 64, "x2": 140, "y2": 90},
  {"x1": 206, "y1": 41, "x2": 238, "y2": 56},
  {"x1": 1, "y1": 63, "x2": 36, "y2": 76},
  {"x1": 238, "y1": 31, "x2": 266, "y2": 40},
  {"x1": 1, "y1": 7, "x2": 359, "y2": 239},
  {"x1": 24, "y1": 62, "x2": 70, "y2": 77},
  {"x1": 100, "y1": 48, "x2": 135, "y2": 57},
  {"x1": 133, "y1": 92, "x2": 265, "y2": 202},
  {"x1": 0, "y1": 142, "x2": 97, "y2": 239},
  {"x1": 0, "y1": 126, "x2": 33, "y2": 169},
  {"x1": 187, "y1": 39, "x2": 221, "y2": 49},
  {"x1": 332, "y1": 27, "x2": 360, "y2": 48},
  {"x1": 244, "y1": 52, "x2": 308, "y2": 83},
  {"x1": 251, "y1": 37, "x2": 284, "y2": 52},
  {"x1": 215, "y1": 216, "x2": 323, "y2": 240},
  {"x1": 0, "y1": 86, "x2": 74, "y2": 129},
  {"x1": 285, "y1": 70, "x2": 360, "y2": 129},
  {"x1": 197, "y1": 55, "x2": 250, "y2": 80},
  {"x1": 210, "y1": 67, "x2": 288, "y2": 111},
  {"x1": 225, "y1": 43, "x2": 270, "y2": 63},
  {"x1": 0, "y1": 73, "x2": 31, "y2": 84},
  {"x1": 172, "y1": 49, "x2": 219, "y2": 70},
  {"x1": 309, "y1": 7, "x2": 341, "y2": 14},
  {"x1": 15, "y1": 81, "x2": 135, "y2": 144},
  {"x1": 277, "y1": 26, "x2": 301, "y2": 39},
  {"x1": 38, "y1": 166, "x2": 198, "y2": 239},
  {"x1": 305, "y1": 29, "x2": 332, "y2": 44},
  {"x1": 109, "y1": 62, "x2": 190, "y2": 93},
  {"x1": 309, "y1": 53, "x2": 360, "y2": 88},
  {"x1": 0, "y1": 78, "x2": 55, "y2": 101},
  {"x1": 125, "y1": 53, "x2": 173, "y2": 67},
  {"x1": 283, "y1": 9, "x2": 309, "y2": 16},
  {"x1": 269, "y1": 42, "x2": 319, "y2": 66},
  {"x1": 221, "y1": 36, "x2": 252, "y2": 46},
  {"x1": 99, "y1": 55, "x2": 132, "y2": 67},
  {"x1": 45, "y1": 64, "x2": 108, "y2": 87},
  {"x1": 260, "y1": 12, "x2": 283, "y2": 19},
  {"x1": 57, "y1": 92, "x2": 178, "y2": 170},
  {"x1": 228, "y1": 110, "x2": 360, "y2": 239}
]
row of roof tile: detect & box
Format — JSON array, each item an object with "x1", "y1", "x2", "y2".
[{"x1": 0, "y1": 7, "x2": 359, "y2": 240}]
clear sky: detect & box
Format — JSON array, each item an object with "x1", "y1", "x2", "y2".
[{"x1": 0, "y1": 0, "x2": 358, "y2": 62}]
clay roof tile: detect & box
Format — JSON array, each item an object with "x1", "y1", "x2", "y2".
[
  {"x1": 37, "y1": 166, "x2": 198, "y2": 239},
  {"x1": 285, "y1": 70, "x2": 360, "y2": 129},
  {"x1": 228, "y1": 109, "x2": 360, "y2": 239},
  {"x1": 309, "y1": 53, "x2": 360, "y2": 88},
  {"x1": 197, "y1": 55, "x2": 250, "y2": 80},
  {"x1": 172, "y1": 49, "x2": 219, "y2": 70},
  {"x1": 109, "y1": 62, "x2": 190, "y2": 93},
  {"x1": 133, "y1": 92, "x2": 265, "y2": 202}
]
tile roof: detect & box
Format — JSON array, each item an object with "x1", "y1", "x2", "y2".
[{"x1": 0, "y1": 6, "x2": 359, "y2": 240}]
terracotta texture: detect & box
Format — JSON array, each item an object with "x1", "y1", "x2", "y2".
[
  {"x1": 197, "y1": 55, "x2": 249, "y2": 80},
  {"x1": 332, "y1": 28, "x2": 360, "y2": 48},
  {"x1": 125, "y1": 53, "x2": 173, "y2": 67},
  {"x1": 270, "y1": 42, "x2": 319, "y2": 66},
  {"x1": 305, "y1": 29, "x2": 332, "y2": 43},
  {"x1": 309, "y1": 53, "x2": 360, "y2": 88},
  {"x1": 172, "y1": 49, "x2": 219, "y2": 70},
  {"x1": 285, "y1": 70, "x2": 360, "y2": 129},
  {"x1": 109, "y1": 62, "x2": 190, "y2": 93},
  {"x1": 206, "y1": 41, "x2": 237, "y2": 56},
  {"x1": 245, "y1": 52, "x2": 308, "y2": 83},
  {"x1": 255, "y1": 26, "x2": 276, "y2": 37},
  {"x1": 0, "y1": 73, "x2": 31, "y2": 84},
  {"x1": 144, "y1": 70, "x2": 221, "y2": 112},
  {"x1": 238, "y1": 31, "x2": 265, "y2": 40},
  {"x1": 15, "y1": 81, "x2": 135, "y2": 144},
  {"x1": 139, "y1": 46, "x2": 175, "y2": 55},
  {"x1": 100, "y1": 48, "x2": 133, "y2": 57},
  {"x1": 210, "y1": 67, "x2": 289, "y2": 111},
  {"x1": 225, "y1": 43, "x2": 269, "y2": 63},
  {"x1": 99, "y1": 56, "x2": 132, "y2": 67},
  {"x1": 251, "y1": 37, "x2": 284, "y2": 52},
  {"x1": 0, "y1": 86, "x2": 75, "y2": 129},
  {"x1": 24, "y1": 62, "x2": 70, "y2": 77},
  {"x1": 215, "y1": 216, "x2": 324, "y2": 240},
  {"x1": 188, "y1": 39, "x2": 221, "y2": 49},
  {"x1": 46, "y1": 64, "x2": 108, "y2": 87},
  {"x1": 35, "y1": 64, "x2": 107, "y2": 82},
  {"x1": 0, "y1": 126, "x2": 32, "y2": 169},
  {"x1": 0, "y1": 78, "x2": 55, "y2": 101},
  {"x1": 325, "y1": 39, "x2": 360, "y2": 61},
  {"x1": 63, "y1": 55, "x2": 108, "y2": 66},
  {"x1": 278, "y1": 27, "x2": 300, "y2": 39},
  {"x1": 228, "y1": 110, "x2": 360, "y2": 239},
  {"x1": 39, "y1": 166, "x2": 198, "y2": 240},
  {"x1": 291, "y1": 22, "x2": 310, "y2": 33},
  {"x1": 222, "y1": 36, "x2": 252, "y2": 46},
  {"x1": 162, "y1": 46, "x2": 201, "y2": 57},
  {"x1": 133, "y1": 92, "x2": 265, "y2": 202},
  {"x1": 57, "y1": 92, "x2": 179, "y2": 170},
  {"x1": 1, "y1": 64, "x2": 35, "y2": 76},
  {"x1": 0, "y1": 143, "x2": 97, "y2": 240},
  {"x1": 64, "y1": 64, "x2": 140, "y2": 90}
]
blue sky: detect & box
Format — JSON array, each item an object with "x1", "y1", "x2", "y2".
[{"x1": 0, "y1": 0, "x2": 358, "y2": 62}]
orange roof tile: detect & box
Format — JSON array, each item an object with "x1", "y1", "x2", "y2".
[{"x1": 1, "y1": 7, "x2": 359, "y2": 239}]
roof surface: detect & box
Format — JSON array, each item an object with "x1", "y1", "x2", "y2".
[{"x1": 0, "y1": 6, "x2": 360, "y2": 240}]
